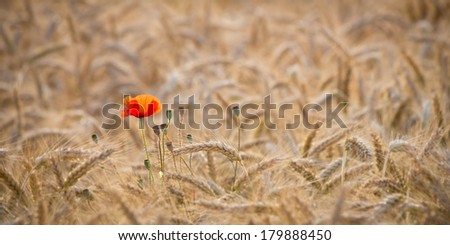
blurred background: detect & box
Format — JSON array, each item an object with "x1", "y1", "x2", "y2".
[{"x1": 0, "y1": 0, "x2": 449, "y2": 225}]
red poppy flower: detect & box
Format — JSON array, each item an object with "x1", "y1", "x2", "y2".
[{"x1": 122, "y1": 95, "x2": 162, "y2": 118}]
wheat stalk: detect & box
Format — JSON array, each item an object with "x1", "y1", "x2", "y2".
[
  {"x1": 110, "y1": 192, "x2": 140, "y2": 225},
  {"x1": 22, "y1": 128, "x2": 71, "y2": 141},
  {"x1": 323, "y1": 163, "x2": 374, "y2": 193},
  {"x1": 240, "y1": 139, "x2": 268, "y2": 151},
  {"x1": 173, "y1": 141, "x2": 242, "y2": 161},
  {"x1": 362, "y1": 178, "x2": 402, "y2": 193},
  {"x1": 420, "y1": 127, "x2": 445, "y2": 159},
  {"x1": 302, "y1": 129, "x2": 317, "y2": 157},
  {"x1": 0, "y1": 168, "x2": 27, "y2": 204},
  {"x1": 35, "y1": 148, "x2": 96, "y2": 166},
  {"x1": 197, "y1": 200, "x2": 277, "y2": 213},
  {"x1": 29, "y1": 171, "x2": 42, "y2": 203},
  {"x1": 318, "y1": 158, "x2": 344, "y2": 181},
  {"x1": 234, "y1": 157, "x2": 284, "y2": 188},
  {"x1": 165, "y1": 173, "x2": 216, "y2": 196},
  {"x1": 289, "y1": 160, "x2": 321, "y2": 189},
  {"x1": 167, "y1": 185, "x2": 185, "y2": 204},
  {"x1": 373, "y1": 194, "x2": 405, "y2": 222},
  {"x1": 206, "y1": 151, "x2": 216, "y2": 181},
  {"x1": 432, "y1": 95, "x2": 444, "y2": 127},
  {"x1": 371, "y1": 133, "x2": 385, "y2": 172},
  {"x1": 344, "y1": 137, "x2": 372, "y2": 161},
  {"x1": 308, "y1": 126, "x2": 355, "y2": 157},
  {"x1": 63, "y1": 149, "x2": 113, "y2": 189},
  {"x1": 51, "y1": 158, "x2": 65, "y2": 189}
]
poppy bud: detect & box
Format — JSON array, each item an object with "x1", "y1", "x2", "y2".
[
  {"x1": 144, "y1": 159, "x2": 150, "y2": 170},
  {"x1": 82, "y1": 189, "x2": 93, "y2": 200},
  {"x1": 186, "y1": 134, "x2": 193, "y2": 142},
  {"x1": 165, "y1": 141, "x2": 173, "y2": 152},
  {"x1": 232, "y1": 105, "x2": 240, "y2": 117},
  {"x1": 152, "y1": 125, "x2": 161, "y2": 136},
  {"x1": 166, "y1": 110, "x2": 173, "y2": 121},
  {"x1": 159, "y1": 123, "x2": 168, "y2": 135},
  {"x1": 91, "y1": 134, "x2": 98, "y2": 144}
]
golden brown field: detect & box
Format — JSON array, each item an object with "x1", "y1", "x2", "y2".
[{"x1": 0, "y1": 0, "x2": 449, "y2": 225}]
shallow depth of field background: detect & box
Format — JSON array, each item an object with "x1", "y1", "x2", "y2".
[{"x1": 0, "y1": 0, "x2": 449, "y2": 224}]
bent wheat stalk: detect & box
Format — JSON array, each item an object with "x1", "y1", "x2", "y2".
[
  {"x1": 63, "y1": 149, "x2": 113, "y2": 189},
  {"x1": 173, "y1": 141, "x2": 242, "y2": 161}
]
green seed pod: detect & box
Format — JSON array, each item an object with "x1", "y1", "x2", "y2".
[
  {"x1": 159, "y1": 123, "x2": 168, "y2": 135},
  {"x1": 82, "y1": 189, "x2": 93, "y2": 200},
  {"x1": 144, "y1": 159, "x2": 150, "y2": 170},
  {"x1": 166, "y1": 110, "x2": 173, "y2": 121},
  {"x1": 91, "y1": 134, "x2": 98, "y2": 144},
  {"x1": 232, "y1": 105, "x2": 240, "y2": 117}
]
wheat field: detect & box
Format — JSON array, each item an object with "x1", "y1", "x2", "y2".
[{"x1": 0, "y1": 0, "x2": 449, "y2": 225}]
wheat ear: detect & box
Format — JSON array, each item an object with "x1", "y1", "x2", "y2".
[
  {"x1": 302, "y1": 129, "x2": 317, "y2": 157},
  {"x1": 420, "y1": 127, "x2": 445, "y2": 159},
  {"x1": 234, "y1": 157, "x2": 284, "y2": 188},
  {"x1": 344, "y1": 137, "x2": 372, "y2": 161},
  {"x1": 371, "y1": 133, "x2": 385, "y2": 172},
  {"x1": 173, "y1": 141, "x2": 242, "y2": 161},
  {"x1": 63, "y1": 149, "x2": 113, "y2": 189},
  {"x1": 318, "y1": 158, "x2": 344, "y2": 182},
  {"x1": 0, "y1": 168, "x2": 27, "y2": 202},
  {"x1": 308, "y1": 126, "x2": 355, "y2": 157},
  {"x1": 289, "y1": 160, "x2": 321, "y2": 189},
  {"x1": 165, "y1": 173, "x2": 216, "y2": 196}
]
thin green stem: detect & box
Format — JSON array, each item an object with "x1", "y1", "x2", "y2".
[
  {"x1": 161, "y1": 131, "x2": 165, "y2": 177},
  {"x1": 140, "y1": 118, "x2": 154, "y2": 185},
  {"x1": 156, "y1": 135, "x2": 163, "y2": 179}
]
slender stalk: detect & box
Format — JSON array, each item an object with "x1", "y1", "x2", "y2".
[
  {"x1": 140, "y1": 118, "x2": 154, "y2": 185},
  {"x1": 13, "y1": 87, "x2": 23, "y2": 138},
  {"x1": 156, "y1": 135, "x2": 163, "y2": 178},
  {"x1": 187, "y1": 134, "x2": 193, "y2": 170},
  {"x1": 237, "y1": 118, "x2": 241, "y2": 152},
  {"x1": 166, "y1": 115, "x2": 177, "y2": 172},
  {"x1": 180, "y1": 156, "x2": 194, "y2": 175},
  {"x1": 161, "y1": 129, "x2": 166, "y2": 178},
  {"x1": 341, "y1": 152, "x2": 347, "y2": 184},
  {"x1": 178, "y1": 110, "x2": 185, "y2": 170},
  {"x1": 233, "y1": 110, "x2": 241, "y2": 190}
]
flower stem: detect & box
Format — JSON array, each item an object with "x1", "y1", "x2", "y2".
[
  {"x1": 237, "y1": 118, "x2": 241, "y2": 152},
  {"x1": 140, "y1": 118, "x2": 154, "y2": 185},
  {"x1": 161, "y1": 132, "x2": 165, "y2": 178},
  {"x1": 232, "y1": 116, "x2": 241, "y2": 190},
  {"x1": 156, "y1": 135, "x2": 164, "y2": 178}
]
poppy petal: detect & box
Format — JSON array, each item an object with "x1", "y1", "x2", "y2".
[
  {"x1": 121, "y1": 109, "x2": 129, "y2": 117},
  {"x1": 123, "y1": 96, "x2": 131, "y2": 109},
  {"x1": 121, "y1": 94, "x2": 161, "y2": 118}
]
